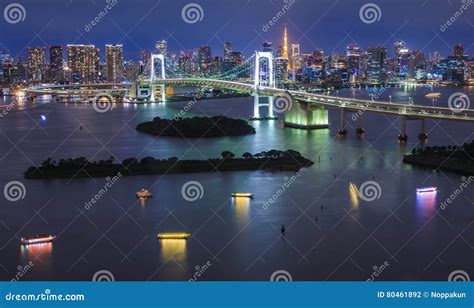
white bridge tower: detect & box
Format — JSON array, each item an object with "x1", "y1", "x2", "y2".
[
  {"x1": 150, "y1": 54, "x2": 166, "y2": 102},
  {"x1": 251, "y1": 51, "x2": 277, "y2": 120}
]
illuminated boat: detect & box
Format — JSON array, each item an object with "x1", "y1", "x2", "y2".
[
  {"x1": 416, "y1": 187, "x2": 437, "y2": 193},
  {"x1": 157, "y1": 232, "x2": 192, "y2": 240},
  {"x1": 232, "y1": 192, "x2": 254, "y2": 198},
  {"x1": 21, "y1": 234, "x2": 56, "y2": 245},
  {"x1": 425, "y1": 92, "x2": 442, "y2": 99},
  {"x1": 136, "y1": 189, "x2": 152, "y2": 198}
]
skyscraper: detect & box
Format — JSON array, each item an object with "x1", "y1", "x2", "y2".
[
  {"x1": 454, "y1": 44, "x2": 464, "y2": 59},
  {"x1": 291, "y1": 44, "x2": 301, "y2": 69},
  {"x1": 49, "y1": 46, "x2": 63, "y2": 82},
  {"x1": 367, "y1": 47, "x2": 387, "y2": 83},
  {"x1": 106, "y1": 44, "x2": 124, "y2": 83},
  {"x1": 156, "y1": 40, "x2": 167, "y2": 55},
  {"x1": 393, "y1": 40, "x2": 406, "y2": 59},
  {"x1": 346, "y1": 44, "x2": 361, "y2": 72},
  {"x1": 224, "y1": 42, "x2": 232, "y2": 58},
  {"x1": 67, "y1": 44, "x2": 97, "y2": 83},
  {"x1": 140, "y1": 50, "x2": 151, "y2": 75},
  {"x1": 263, "y1": 41, "x2": 272, "y2": 53},
  {"x1": 198, "y1": 45, "x2": 212, "y2": 73},
  {"x1": 283, "y1": 26, "x2": 289, "y2": 68},
  {"x1": 28, "y1": 47, "x2": 46, "y2": 82},
  {"x1": 223, "y1": 42, "x2": 233, "y2": 72}
]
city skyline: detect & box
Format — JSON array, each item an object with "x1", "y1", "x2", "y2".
[{"x1": 1, "y1": 0, "x2": 473, "y2": 60}]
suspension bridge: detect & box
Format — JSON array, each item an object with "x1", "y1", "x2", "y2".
[{"x1": 26, "y1": 51, "x2": 474, "y2": 141}]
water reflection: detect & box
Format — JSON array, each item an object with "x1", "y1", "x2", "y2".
[
  {"x1": 349, "y1": 183, "x2": 359, "y2": 209},
  {"x1": 416, "y1": 191, "x2": 437, "y2": 218},
  {"x1": 232, "y1": 197, "x2": 250, "y2": 224},
  {"x1": 159, "y1": 239, "x2": 187, "y2": 264},
  {"x1": 20, "y1": 243, "x2": 53, "y2": 272}
]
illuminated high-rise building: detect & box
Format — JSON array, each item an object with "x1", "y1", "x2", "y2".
[
  {"x1": 367, "y1": 47, "x2": 387, "y2": 83},
  {"x1": 275, "y1": 57, "x2": 289, "y2": 84},
  {"x1": 394, "y1": 39, "x2": 406, "y2": 59},
  {"x1": 140, "y1": 50, "x2": 151, "y2": 75},
  {"x1": 312, "y1": 50, "x2": 324, "y2": 69},
  {"x1": 454, "y1": 44, "x2": 464, "y2": 59},
  {"x1": 224, "y1": 42, "x2": 232, "y2": 58},
  {"x1": 198, "y1": 45, "x2": 212, "y2": 73},
  {"x1": 106, "y1": 44, "x2": 124, "y2": 83},
  {"x1": 263, "y1": 41, "x2": 273, "y2": 53},
  {"x1": 223, "y1": 42, "x2": 233, "y2": 72},
  {"x1": 28, "y1": 47, "x2": 46, "y2": 82},
  {"x1": 156, "y1": 40, "x2": 167, "y2": 55},
  {"x1": 49, "y1": 46, "x2": 63, "y2": 82},
  {"x1": 283, "y1": 25, "x2": 289, "y2": 67},
  {"x1": 291, "y1": 44, "x2": 301, "y2": 69},
  {"x1": 346, "y1": 44, "x2": 361, "y2": 71},
  {"x1": 67, "y1": 44, "x2": 97, "y2": 83}
]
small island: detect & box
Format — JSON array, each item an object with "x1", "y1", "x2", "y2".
[
  {"x1": 24, "y1": 150, "x2": 314, "y2": 179},
  {"x1": 136, "y1": 116, "x2": 256, "y2": 138},
  {"x1": 403, "y1": 141, "x2": 474, "y2": 175}
]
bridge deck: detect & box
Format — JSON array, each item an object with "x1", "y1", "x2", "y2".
[{"x1": 25, "y1": 79, "x2": 474, "y2": 122}]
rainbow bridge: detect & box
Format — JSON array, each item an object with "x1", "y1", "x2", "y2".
[{"x1": 25, "y1": 51, "x2": 474, "y2": 141}]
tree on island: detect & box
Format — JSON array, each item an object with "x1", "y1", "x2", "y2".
[
  {"x1": 221, "y1": 151, "x2": 235, "y2": 159},
  {"x1": 242, "y1": 152, "x2": 253, "y2": 159}
]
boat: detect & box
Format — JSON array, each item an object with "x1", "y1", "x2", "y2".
[
  {"x1": 232, "y1": 192, "x2": 254, "y2": 198},
  {"x1": 157, "y1": 232, "x2": 192, "y2": 240},
  {"x1": 425, "y1": 92, "x2": 442, "y2": 99},
  {"x1": 21, "y1": 234, "x2": 56, "y2": 245},
  {"x1": 416, "y1": 187, "x2": 437, "y2": 193},
  {"x1": 136, "y1": 189, "x2": 152, "y2": 198}
]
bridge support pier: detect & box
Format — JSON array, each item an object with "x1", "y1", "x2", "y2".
[
  {"x1": 398, "y1": 116, "x2": 408, "y2": 141},
  {"x1": 283, "y1": 101, "x2": 329, "y2": 129},
  {"x1": 418, "y1": 118, "x2": 428, "y2": 140},
  {"x1": 249, "y1": 94, "x2": 277, "y2": 120},
  {"x1": 338, "y1": 109, "x2": 347, "y2": 136},
  {"x1": 150, "y1": 84, "x2": 166, "y2": 103}
]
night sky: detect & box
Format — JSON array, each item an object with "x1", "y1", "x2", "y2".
[{"x1": 1, "y1": 0, "x2": 473, "y2": 60}]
